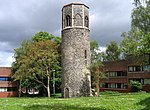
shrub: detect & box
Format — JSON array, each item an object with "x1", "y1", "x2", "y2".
[{"x1": 130, "y1": 81, "x2": 142, "y2": 92}]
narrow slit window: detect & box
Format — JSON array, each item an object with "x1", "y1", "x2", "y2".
[
  {"x1": 85, "y1": 16, "x2": 89, "y2": 27},
  {"x1": 85, "y1": 50, "x2": 87, "y2": 59}
]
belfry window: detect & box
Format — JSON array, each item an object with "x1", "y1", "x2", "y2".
[
  {"x1": 66, "y1": 15, "x2": 71, "y2": 27},
  {"x1": 85, "y1": 16, "x2": 89, "y2": 27}
]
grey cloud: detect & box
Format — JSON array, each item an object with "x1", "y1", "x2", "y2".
[
  {"x1": 89, "y1": 0, "x2": 132, "y2": 46},
  {"x1": 0, "y1": 0, "x2": 133, "y2": 53}
]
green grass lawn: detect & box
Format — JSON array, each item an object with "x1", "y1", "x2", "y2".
[{"x1": 0, "y1": 92, "x2": 150, "y2": 110}]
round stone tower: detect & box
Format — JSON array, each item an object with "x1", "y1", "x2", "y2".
[{"x1": 61, "y1": 3, "x2": 91, "y2": 98}]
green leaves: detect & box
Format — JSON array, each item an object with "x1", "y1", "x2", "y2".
[
  {"x1": 105, "y1": 41, "x2": 121, "y2": 61},
  {"x1": 120, "y1": 0, "x2": 150, "y2": 64},
  {"x1": 90, "y1": 40, "x2": 102, "y2": 63},
  {"x1": 32, "y1": 32, "x2": 54, "y2": 41},
  {"x1": 32, "y1": 31, "x2": 61, "y2": 44},
  {"x1": 90, "y1": 41, "x2": 106, "y2": 93},
  {"x1": 12, "y1": 32, "x2": 61, "y2": 97},
  {"x1": 132, "y1": 1, "x2": 150, "y2": 33},
  {"x1": 130, "y1": 80, "x2": 142, "y2": 92}
]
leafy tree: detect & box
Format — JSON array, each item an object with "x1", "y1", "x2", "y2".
[
  {"x1": 133, "y1": 0, "x2": 148, "y2": 8},
  {"x1": 120, "y1": 30, "x2": 142, "y2": 58},
  {"x1": 132, "y1": 1, "x2": 150, "y2": 33},
  {"x1": 132, "y1": 0, "x2": 150, "y2": 64},
  {"x1": 104, "y1": 41, "x2": 121, "y2": 61},
  {"x1": 32, "y1": 31, "x2": 61, "y2": 44},
  {"x1": 90, "y1": 41, "x2": 102, "y2": 63},
  {"x1": 120, "y1": 0, "x2": 150, "y2": 64},
  {"x1": 32, "y1": 32, "x2": 62, "y2": 94},
  {"x1": 12, "y1": 40, "x2": 32, "y2": 97},
  {"x1": 90, "y1": 41, "x2": 106, "y2": 95},
  {"x1": 12, "y1": 32, "x2": 61, "y2": 97}
]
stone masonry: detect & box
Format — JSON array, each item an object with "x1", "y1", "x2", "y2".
[{"x1": 61, "y1": 3, "x2": 91, "y2": 98}]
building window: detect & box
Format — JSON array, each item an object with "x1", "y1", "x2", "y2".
[
  {"x1": 111, "y1": 83, "x2": 116, "y2": 88},
  {"x1": 0, "y1": 88, "x2": 7, "y2": 92},
  {"x1": 0, "y1": 87, "x2": 17, "y2": 92},
  {"x1": 123, "y1": 83, "x2": 128, "y2": 89},
  {"x1": 108, "y1": 71, "x2": 127, "y2": 77},
  {"x1": 128, "y1": 66, "x2": 143, "y2": 72},
  {"x1": 116, "y1": 83, "x2": 128, "y2": 89},
  {"x1": 109, "y1": 72, "x2": 116, "y2": 77},
  {"x1": 116, "y1": 83, "x2": 121, "y2": 88},
  {"x1": 7, "y1": 87, "x2": 18, "y2": 92},
  {"x1": 135, "y1": 66, "x2": 143, "y2": 71},
  {"x1": 0, "y1": 77, "x2": 11, "y2": 81},
  {"x1": 66, "y1": 15, "x2": 71, "y2": 27},
  {"x1": 101, "y1": 83, "x2": 128, "y2": 89},
  {"x1": 144, "y1": 79, "x2": 150, "y2": 84},
  {"x1": 104, "y1": 83, "x2": 109, "y2": 88},
  {"x1": 117, "y1": 71, "x2": 127, "y2": 76},
  {"x1": 84, "y1": 16, "x2": 89, "y2": 27},
  {"x1": 101, "y1": 83, "x2": 105, "y2": 88},
  {"x1": 128, "y1": 66, "x2": 134, "y2": 72},
  {"x1": 144, "y1": 65, "x2": 150, "y2": 71}
]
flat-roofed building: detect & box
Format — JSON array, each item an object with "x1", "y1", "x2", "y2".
[
  {"x1": 100, "y1": 60, "x2": 150, "y2": 92},
  {"x1": 0, "y1": 67, "x2": 19, "y2": 98}
]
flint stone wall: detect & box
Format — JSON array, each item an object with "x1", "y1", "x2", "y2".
[{"x1": 61, "y1": 3, "x2": 91, "y2": 98}]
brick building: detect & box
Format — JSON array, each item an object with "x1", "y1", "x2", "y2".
[
  {"x1": 100, "y1": 60, "x2": 150, "y2": 92},
  {"x1": 0, "y1": 67, "x2": 18, "y2": 98}
]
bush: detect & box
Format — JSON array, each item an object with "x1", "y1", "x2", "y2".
[{"x1": 130, "y1": 81, "x2": 142, "y2": 92}]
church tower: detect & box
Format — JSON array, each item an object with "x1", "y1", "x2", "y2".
[{"x1": 61, "y1": 3, "x2": 91, "y2": 98}]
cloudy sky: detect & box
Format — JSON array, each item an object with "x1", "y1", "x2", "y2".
[{"x1": 0, "y1": 0, "x2": 134, "y2": 67}]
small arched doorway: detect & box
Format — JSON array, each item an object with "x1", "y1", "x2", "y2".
[{"x1": 65, "y1": 88, "x2": 69, "y2": 98}]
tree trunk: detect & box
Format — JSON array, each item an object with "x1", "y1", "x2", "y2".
[
  {"x1": 19, "y1": 79, "x2": 22, "y2": 97},
  {"x1": 47, "y1": 71, "x2": 50, "y2": 97},
  {"x1": 96, "y1": 68, "x2": 100, "y2": 95},
  {"x1": 95, "y1": 73, "x2": 100, "y2": 96},
  {"x1": 96, "y1": 76, "x2": 100, "y2": 94},
  {"x1": 96, "y1": 83, "x2": 100, "y2": 93}
]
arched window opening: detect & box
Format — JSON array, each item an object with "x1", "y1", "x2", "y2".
[
  {"x1": 66, "y1": 15, "x2": 71, "y2": 27},
  {"x1": 85, "y1": 16, "x2": 89, "y2": 27},
  {"x1": 74, "y1": 13, "x2": 82, "y2": 26}
]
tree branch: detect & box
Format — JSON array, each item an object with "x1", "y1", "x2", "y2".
[{"x1": 33, "y1": 74, "x2": 47, "y2": 89}]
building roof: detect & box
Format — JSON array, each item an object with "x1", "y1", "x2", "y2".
[{"x1": 63, "y1": 2, "x2": 89, "y2": 9}]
